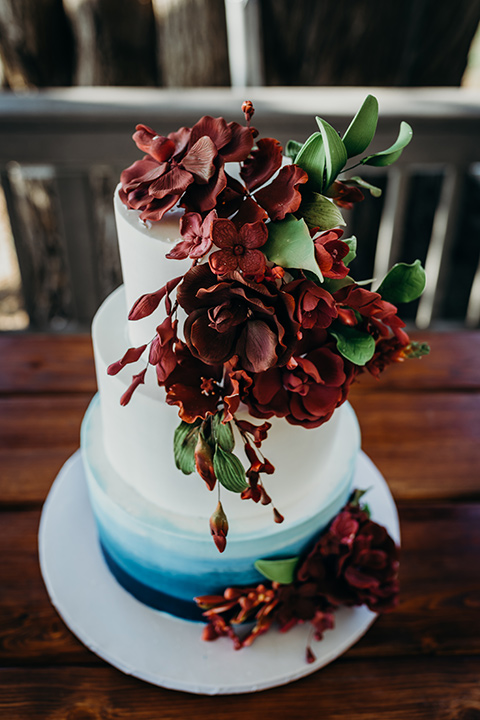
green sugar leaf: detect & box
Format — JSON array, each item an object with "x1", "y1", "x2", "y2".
[
  {"x1": 264, "y1": 214, "x2": 322, "y2": 281},
  {"x1": 285, "y1": 139, "x2": 303, "y2": 162},
  {"x1": 343, "y1": 236, "x2": 357, "y2": 266},
  {"x1": 294, "y1": 131, "x2": 326, "y2": 192},
  {"x1": 362, "y1": 121, "x2": 413, "y2": 167},
  {"x1": 342, "y1": 95, "x2": 379, "y2": 158},
  {"x1": 347, "y1": 176, "x2": 382, "y2": 198},
  {"x1": 300, "y1": 192, "x2": 346, "y2": 233},
  {"x1": 254, "y1": 556, "x2": 299, "y2": 584},
  {"x1": 211, "y1": 411, "x2": 235, "y2": 452},
  {"x1": 315, "y1": 117, "x2": 348, "y2": 190},
  {"x1": 174, "y1": 420, "x2": 200, "y2": 475},
  {"x1": 377, "y1": 260, "x2": 426, "y2": 304},
  {"x1": 329, "y1": 323, "x2": 376, "y2": 366},
  {"x1": 213, "y1": 446, "x2": 248, "y2": 493}
]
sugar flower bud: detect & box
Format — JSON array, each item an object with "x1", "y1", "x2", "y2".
[
  {"x1": 195, "y1": 433, "x2": 217, "y2": 491},
  {"x1": 209, "y1": 501, "x2": 229, "y2": 553}
]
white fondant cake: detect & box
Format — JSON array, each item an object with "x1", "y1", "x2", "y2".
[{"x1": 81, "y1": 189, "x2": 361, "y2": 618}]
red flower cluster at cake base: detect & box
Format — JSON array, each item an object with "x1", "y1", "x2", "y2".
[{"x1": 195, "y1": 494, "x2": 399, "y2": 662}]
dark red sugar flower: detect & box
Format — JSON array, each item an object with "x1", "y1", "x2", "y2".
[
  {"x1": 297, "y1": 504, "x2": 399, "y2": 613},
  {"x1": 334, "y1": 284, "x2": 409, "y2": 345},
  {"x1": 176, "y1": 264, "x2": 299, "y2": 373},
  {"x1": 209, "y1": 219, "x2": 268, "y2": 277},
  {"x1": 119, "y1": 116, "x2": 255, "y2": 223},
  {"x1": 180, "y1": 115, "x2": 255, "y2": 213},
  {"x1": 196, "y1": 496, "x2": 399, "y2": 653},
  {"x1": 313, "y1": 228, "x2": 350, "y2": 279},
  {"x1": 366, "y1": 336, "x2": 409, "y2": 378},
  {"x1": 240, "y1": 137, "x2": 283, "y2": 193},
  {"x1": 166, "y1": 210, "x2": 216, "y2": 260},
  {"x1": 245, "y1": 344, "x2": 357, "y2": 428},
  {"x1": 164, "y1": 343, "x2": 223, "y2": 423},
  {"x1": 254, "y1": 164, "x2": 308, "y2": 222},
  {"x1": 285, "y1": 278, "x2": 338, "y2": 329}
]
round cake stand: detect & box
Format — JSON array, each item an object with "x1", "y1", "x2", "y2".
[{"x1": 39, "y1": 450, "x2": 400, "y2": 696}]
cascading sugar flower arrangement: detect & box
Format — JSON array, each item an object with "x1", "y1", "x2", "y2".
[{"x1": 109, "y1": 96, "x2": 429, "y2": 558}]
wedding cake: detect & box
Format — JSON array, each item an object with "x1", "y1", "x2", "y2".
[{"x1": 81, "y1": 98, "x2": 428, "y2": 652}]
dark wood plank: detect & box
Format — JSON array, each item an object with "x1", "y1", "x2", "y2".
[
  {"x1": 0, "y1": 334, "x2": 95, "y2": 394},
  {"x1": 1, "y1": 657, "x2": 480, "y2": 719},
  {"x1": 0, "y1": 448, "x2": 78, "y2": 505},
  {"x1": 350, "y1": 330, "x2": 480, "y2": 392},
  {"x1": 0, "y1": 395, "x2": 92, "y2": 450},
  {"x1": 1, "y1": 505, "x2": 479, "y2": 665},
  {"x1": 353, "y1": 392, "x2": 480, "y2": 501}
]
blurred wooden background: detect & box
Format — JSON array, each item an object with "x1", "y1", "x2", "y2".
[
  {"x1": 0, "y1": 0, "x2": 480, "y2": 332},
  {"x1": 2, "y1": 0, "x2": 480, "y2": 89}
]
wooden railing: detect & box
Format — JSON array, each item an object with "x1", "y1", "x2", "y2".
[{"x1": 1, "y1": 87, "x2": 479, "y2": 329}]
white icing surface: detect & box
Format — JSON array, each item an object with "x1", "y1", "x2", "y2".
[
  {"x1": 92, "y1": 286, "x2": 360, "y2": 521},
  {"x1": 114, "y1": 187, "x2": 190, "y2": 347}
]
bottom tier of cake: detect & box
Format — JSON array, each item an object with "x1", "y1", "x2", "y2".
[{"x1": 81, "y1": 395, "x2": 360, "y2": 620}]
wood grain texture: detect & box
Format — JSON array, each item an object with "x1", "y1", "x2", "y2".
[
  {"x1": 0, "y1": 334, "x2": 95, "y2": 394},
  {"x1": 1, "y1": 658, "x2": 480, "y2": 719},
  {"x1": 260, "y1": 0, "x2": 480, "y2": 87}
]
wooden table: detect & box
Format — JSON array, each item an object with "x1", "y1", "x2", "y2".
[{"x1": 1, "y1": 330, "x2": 479, "y2": 718}]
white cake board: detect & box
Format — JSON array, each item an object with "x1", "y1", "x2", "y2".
[{"x1": 39, "y1": 450, "x2": 400, "y2": 695}]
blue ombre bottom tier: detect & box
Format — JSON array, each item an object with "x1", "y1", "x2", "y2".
[{"x1": 81, "y1": 395, "x2": 360, "y2": 621}]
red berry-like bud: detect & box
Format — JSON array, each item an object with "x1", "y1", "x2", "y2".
[
  {"x1": 209, "y1": 501, "x2": 229, "y2": 553},
  {"x1": 242, "y1": 100, "x2": 255, "y2": 123}
]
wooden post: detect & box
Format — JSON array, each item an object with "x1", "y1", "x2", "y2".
[{"x1": 153, "y1": 0, "x2": 230, "y2": 86}]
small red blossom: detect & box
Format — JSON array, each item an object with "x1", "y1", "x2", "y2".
[
  {"x1": 166, "y1": 210, "x2": 216, "y2": 260},
  {"x1": 209, "y1": 219, "x2": 267, "y2": 277},
  {"x1": 334, "y1": 284, "x2": 409, "y2": 345},
  {"x1": 165, "y1": 343, "x2": 222, "y2": 423},
  {"x1": 366, "y1": 337, "x2": 409, "y2": 378},
  {"x1": 235, "y1": 419, "x2": 271, "y2": 446},
  {"x1": 313, "y1": 228, "x2": 350, "y2": 279}
]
